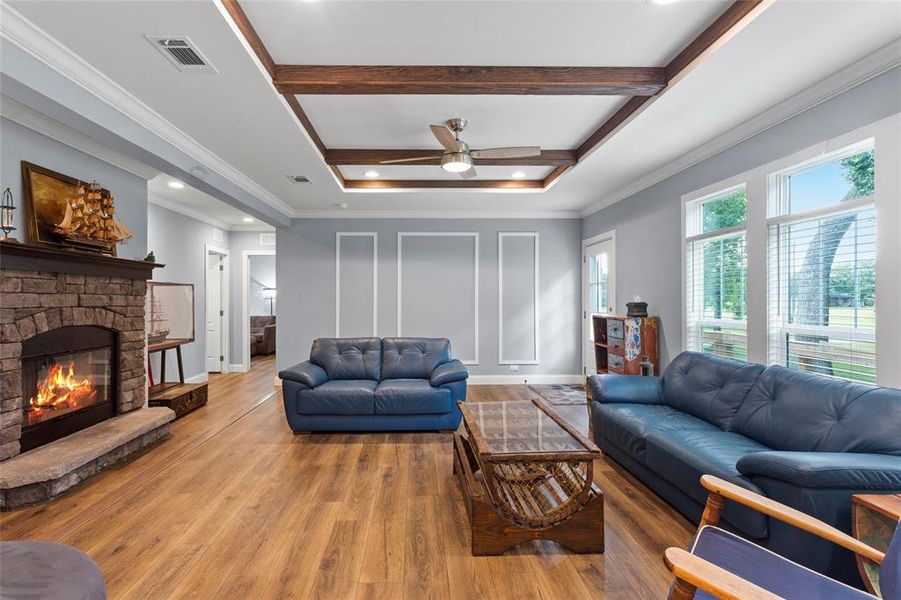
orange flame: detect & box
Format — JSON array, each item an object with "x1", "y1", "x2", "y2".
[{"x1": 26, "y1": 361, "x2": 97, "y2": 426}]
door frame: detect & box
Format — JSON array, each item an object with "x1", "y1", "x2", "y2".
[
  {"x1": 204, "y1": 244, "x2": 230, "y2": 374},
  {"x1": 242, "y1": 249, "x2": 276, "y2": 372},
  {"x1": 581, "y1": 230, "x2": 616, "y2": 376}
]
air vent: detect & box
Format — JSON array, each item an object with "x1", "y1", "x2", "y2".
[
  {"x1": 146, "y1": 36, "x2": 217, "y2": 72},
  {"x1": 286, "y1": 175, "x2": 312, "y2": 184},
  {"x1": 260, "y1": 233, "x2": 276, "y2": 246}
]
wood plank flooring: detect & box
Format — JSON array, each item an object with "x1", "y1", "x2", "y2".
[{"x1": 0, "y1": 355, "x2": 694, "y2": 599}]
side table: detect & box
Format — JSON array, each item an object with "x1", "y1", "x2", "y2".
[{"x1": 852, "y1": 493, "x2": 901, "y2": 595}]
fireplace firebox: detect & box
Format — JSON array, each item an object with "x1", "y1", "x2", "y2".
[{"x1": 20, "y1": 326, "x2": 118, "y2": 453}]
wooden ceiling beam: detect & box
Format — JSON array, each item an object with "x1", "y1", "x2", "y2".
[
  {"x1": 574, "y1": 0, "x2": 774, "y2": 162},
  {"x1": 273, "y1": 65, "x2": 666, "y2": 96},
  {"x1": 324, "y1": 149, "x2": 576, "y2": 167},
  {"x1": 343, "y1": 179, "x2": 543, "y2": 190}
]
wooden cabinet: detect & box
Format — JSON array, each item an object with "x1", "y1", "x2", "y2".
[{"x1": 592, "y1": 315, "x2": 659, "y2": 376}]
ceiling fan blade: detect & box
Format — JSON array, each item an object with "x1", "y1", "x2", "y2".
[
  {"x1": 471, "y1": 146, "x2": 541, "y2": 160},
  {"x1": 430, "y1": 124, "x2": 457, "y2": 151},
  {"x1": 379, "y1": 155, "x2": 442, "y2": 164},
  {"x1": 459, "y1": 166, "x2": 477, "y2": 180}
]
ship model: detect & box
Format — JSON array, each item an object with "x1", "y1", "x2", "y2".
[
  {"x1": 53, "y1": 181, "x2": 131, "y2": 254},
  {"x1": 147, "y1": 288, "x2": 170, "y2": 345}
]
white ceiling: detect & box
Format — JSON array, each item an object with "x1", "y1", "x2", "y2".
[
  {"x1": 7, "y1": 0, "x2": 901, "y2": 218},
  {"x1": 148, "y1": 175, "x2": 274, "y2": 231}
]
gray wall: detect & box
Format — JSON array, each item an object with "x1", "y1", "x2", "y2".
[
  {"x1": 228, "y1": 231, "x2": 275, "y2": 363},
  {"x1": 582, "y1": 66, "x2": 901, "y2": 366},
  {"x1": 249, "y1": 255, "x2": 276, "y2": 317},
  {"x1": 0, "y1": 117, "x2": 148, "y2": 259},
  {"x1": 276, "y1": 219, "x2": 582, "y2": 377},
  {"x1": 147, "y1": 203, "x2": 229, "y2": 382}
]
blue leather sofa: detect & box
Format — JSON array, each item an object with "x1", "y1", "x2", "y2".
[
  {"x1": 279, "y1": 337, "x2": 468, "y2": 432},
  {"x1": 589, "y1": 351, "x2": 901, "y2": 587}
]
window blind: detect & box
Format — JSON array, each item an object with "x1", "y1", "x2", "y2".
[
  {"x1": 685, "y1": 231, "x2": 748, "y2": 361},
  {"x1": 767, "y1": 205, "x2": 876, "y2": 383}
]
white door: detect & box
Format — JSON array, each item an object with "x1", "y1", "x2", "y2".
[
  {"x1": 583, "y1": 238, "x2": 616, "y2": 375},
  {"x1": 206, "y1": 253, "x2": 224, "y2": 373}
]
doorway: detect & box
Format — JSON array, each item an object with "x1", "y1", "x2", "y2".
[
  {"x1": 242, "y1": 250, "x2": 277, "y2": 371},
  {"x1": 205, "y1": 245, "x2": 229, "y2": 373},
  {"x1": 582, "y1": 232, "x2": 616, "y2": 376}
]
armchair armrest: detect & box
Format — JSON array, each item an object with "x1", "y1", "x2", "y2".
[
  {"x1": 664, "y1": 547, "x2": 780, "y2": 600},
  {"x1": 737, "y1": 451, "x2": 901, "y2": 490},
  {"x1": 699, "y1": 475, "x2": 885, "y2": 566},
  {"x1": 588, "y1": 374, "x2": 663, "y2": 405},
  {"x1": 431, "y1": 359, "x2": 469, "y2": 387},
  {"x1": 278, "y1": 361, "x2": 328, "y2": 389}
]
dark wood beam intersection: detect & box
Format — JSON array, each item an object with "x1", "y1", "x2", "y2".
[
  {"x1": 273, "y1": 65, "x2": 666, "y2": 96},
  {"x1": 324, "y1": 149, "x2": 576, "y2": 167}
]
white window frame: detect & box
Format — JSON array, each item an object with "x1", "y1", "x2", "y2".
[
  {"x1": 683, "y1": 182, "x2": 749, "y2": 360},
  {"x1": 680, "y1": 113, "x2": 901, "y2": 387}
]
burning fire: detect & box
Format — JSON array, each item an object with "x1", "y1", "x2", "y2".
[{"x1": 26, "y1": 361, "x2": 97, "y2": 425}]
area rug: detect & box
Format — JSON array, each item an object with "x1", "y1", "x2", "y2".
[{"x1": 528, "y1": 383, "x2": 587, "y2": 406}]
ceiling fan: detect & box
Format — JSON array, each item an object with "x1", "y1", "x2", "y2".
[{"x1": 379, "y1": 118, "x2": 541, "y2": 179}]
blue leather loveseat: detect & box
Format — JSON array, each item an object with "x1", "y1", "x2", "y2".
[
  {"x1": 589, "y1": 351, "x2": 901, "y2": 587},
  {"x1": 279, "y1": 337, "x2": 468, "y2": 432}
]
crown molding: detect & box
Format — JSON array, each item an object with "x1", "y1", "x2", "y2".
[
  {"x1": 579, "y1": 38, "x2": 901, "y2": 218},
  {"x1": 0, "y1": 95, "x2": 161, "y2": 180},
  {"x1": 0, "y1": 2, "x2": 293, "y2": 217},
  {"x1": 289, "y1": 209, "x2": 581, "y2": 220}
]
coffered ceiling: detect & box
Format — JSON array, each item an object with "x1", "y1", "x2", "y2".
[{"x1": 5, "y1": 0, "x2": 900, "y2": 218}]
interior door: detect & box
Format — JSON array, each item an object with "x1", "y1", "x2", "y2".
[
  {"x1": 583, "y1": 238, "x2": 616, "y2": 375},
  {"x1": 206, "y1": 252, "x2": 223, "y2": 373}
]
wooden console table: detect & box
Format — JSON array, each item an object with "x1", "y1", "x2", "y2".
[
  {"x1": 453, "y1": 397, "x2": 604, "y2": 555},
  {"x1": 852, "y1": 493, "x2": 901, "y2": 595},
  {"x1": 148, "y1": 339, "x2": 208, "y2": 418}
]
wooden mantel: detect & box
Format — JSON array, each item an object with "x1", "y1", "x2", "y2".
[{"x1": 0, "y1": 241, "x2": 163, "y2": 280}]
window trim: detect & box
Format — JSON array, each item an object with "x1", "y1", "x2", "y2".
[{"x1": 680, "y1": 113, "x2": 899, "y2": 386}]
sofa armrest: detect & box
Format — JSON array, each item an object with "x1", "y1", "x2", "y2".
[
  {"x1": 737, "y1": 452, "x2": 901, "y2": 490},
  {"x1": 588, "y1": 374, "x2": 663, "y2": 405},
  {"x1": 431, "y1": 359, "x2": 469, "y2": 387},
  {"x1": 278, "y1": 361, "x2": 328, "y2": 389}
]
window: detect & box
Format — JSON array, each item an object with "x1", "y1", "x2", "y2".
[
  {"x1": 588, "y1": 253, "x2": 608, "y2": 314},
  {"x1": 685, "y1": 186, "x2": 749, "y2": 360},
  {"x1": 767, "y1": 145, "x2": 876, "y2": 383}
]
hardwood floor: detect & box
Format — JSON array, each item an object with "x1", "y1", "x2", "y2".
[{"x1": 0, "y1": 355, "x2": 693, "y2": 599}]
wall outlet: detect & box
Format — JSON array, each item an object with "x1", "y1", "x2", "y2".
[{"x1": 509, "y1": 365, "x2": 519, "y2": 371}]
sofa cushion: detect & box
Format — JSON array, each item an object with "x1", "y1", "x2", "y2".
[
  {"x1": 381, "y1": 338, "x2": 451, "y2": 380},
  {"x1": 661, "y1": 352, "x2": 765, "y2": 431},
  {"x1": 296, "y1": 380, "x2": 376, "y2": 415},
  {"x1": 733, "y1": 366, "x2": 901, "y2": 455},
  {"x1": 593, "y1": 403, "x2": 720, "y2": 461},
  {"x1": 310, "y1": 338, "x2": 381, "y2": 381},
  {"x1": 646, "y1": 429, "x2": 770, "y2": 538},
  {"x1": 374, "y1": 379, "x2": 453, "y2": 415}
]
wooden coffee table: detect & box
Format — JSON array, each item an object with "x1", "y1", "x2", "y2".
[
  {"x1": 852, "y1": 493, "x2": 901, "y2": 595},
  {"x1": 453, "y1": 396, "x2": 604, "y2": 556}
]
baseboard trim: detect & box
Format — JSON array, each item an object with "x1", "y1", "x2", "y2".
[
  {"x1": 468, "y1": 374, "x2": 584, "y2": 385},
  {"x1": 185, "y1": 373, "x2": 209, "y2": 384},
  {"x1": 229, "y1": 363, "x2": 248, "y2": 373}
]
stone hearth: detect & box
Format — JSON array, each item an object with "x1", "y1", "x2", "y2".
[{"x1": 0, "y1": 242, "x2": 171, "y2": 507}]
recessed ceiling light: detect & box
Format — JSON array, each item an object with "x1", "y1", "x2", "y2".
[
  {"x1": 364, "y1": 170, "x2": 380, "y2": 178},
  {"x1": 511, "y1": 171, "x2": 526, "y2": 179},
  {"x1": 168, "y1": 180, "x2": 185, "y2": 189},
  {"x1": 650, "y1": 0, "x2": 681, "y2": 5},
  {"x1": 242, "y1": 217, "x2": 254, "y2": 223}
]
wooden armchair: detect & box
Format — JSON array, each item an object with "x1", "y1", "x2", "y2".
[{"x1": 664, "y1": 475, "x2": 899, "y2": 600}]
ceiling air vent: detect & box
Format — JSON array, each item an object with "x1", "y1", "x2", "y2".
[
  {"x1": 146, "y1": 36, "x2": 217, "y2": 73},
  {"x1": 286, "y1": 175, "x2": 312, "y2": 184},
  {"x1": 260, "y1": 233, "x2": 276, "y2": 247}
]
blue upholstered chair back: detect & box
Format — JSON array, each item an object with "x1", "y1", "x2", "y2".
[
  {"x1": 883, "y1": 521, "x2": 901, "y2": 600},
  {"x1": 732, "y1": 366, "x2": 901, "y2": 455},
  {"x1": 381, "y1": 338, "x2": 451, "y2": 380},
  {"x1": 661, "y1": 352, "x2": 764, "y2": 431},
  {"x1": 310, "y1": 338, "x2": 382, "y2": 381}
]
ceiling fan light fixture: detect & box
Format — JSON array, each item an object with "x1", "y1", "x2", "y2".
[
  {"x1": 441, "y1": 152, "x2": 473, "y2": 173},
  {"x1": 363, "y1": 170, "x2": 380, "y2": 178}
]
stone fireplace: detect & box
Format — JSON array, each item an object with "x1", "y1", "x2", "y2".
[{"x1": 0, "y1": 242, "x2": 174, "y2": 507}]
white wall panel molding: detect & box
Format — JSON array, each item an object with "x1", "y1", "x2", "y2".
[
  {"x1": 498, "y1": 232, "x2": 540, "y2": 365},
  {"x1": 335, "y1": 232, "x2": 378, "y2": 337}
]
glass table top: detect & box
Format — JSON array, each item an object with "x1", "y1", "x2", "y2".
[{"x1": 463, "y1": 399, "x2": 590, "y2": 456}]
